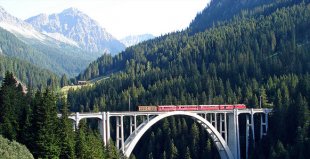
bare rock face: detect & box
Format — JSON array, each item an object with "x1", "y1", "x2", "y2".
[{"x1": 26, "y1": 8, "x2": 125, "y2": 55}]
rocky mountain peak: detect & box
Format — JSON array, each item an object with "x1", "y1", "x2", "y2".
[
  {"x1": 62, "y1": 7, "x2": 82, "y2": 14},
  {"x1": 0, "y1": 6, "x2": 46, "y2": 40},
  {"x1": 26, "y1": 8, "x2": 125, "y2": 54}
]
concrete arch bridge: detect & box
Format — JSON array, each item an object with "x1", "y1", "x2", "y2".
[{"x1": 65, "y1": 108, "x2": 272, "y2": 159}]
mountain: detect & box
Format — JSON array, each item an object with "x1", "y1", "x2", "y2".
[
  {"x1": 0, "y1": 7, "x2": 97, "y2": 76},
  {"x1": 120, "y1": 34, "x2": 155, "y2": 47},
  {"x1": 0, "y1": 6, "x2": 49, "y2": 42},
  {"x1": 26, "y1": 8, "x2": 125, "y2": 55},
  {"x1": 0, "y1": 55, "x2": 59, "y2": 89},
  {"x1": 70, "y1": 1, "x2": 310, "y2": 158},
  {"x1": 188, "y1": 0, "x2": 302, "y2": 34},
  {"x1": 0, "y1": 6, "x2": 82, "y2": 47}
]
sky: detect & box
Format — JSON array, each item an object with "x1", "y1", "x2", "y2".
[{"x1": 0, "y1": 0, "x2": 210, "y2": 39}]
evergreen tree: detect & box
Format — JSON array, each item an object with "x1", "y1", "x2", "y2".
[
  {"x1": 60, "y1": 74, "x2": 68, "y2": 88},
  {"x1": 184, "y1": 147, "x2": 192, "y2": 159},
  {"x1": 58, "y1": 99, "x2": 75, "y2": 159},
  {"x1": 86, "y1": 131, "x2": 105, "y2": 159},
  {"x1": 160, "y1": 151, "x2": 167, "y2": 159},
  {"x1": 169, "y1": 140, "x2": 178, "y2": 159},
  {"x1": 31, "y1": 90, "x2": 60, "y2": 158},
  {"x1": 271, "y1": 141, "x2": 289, "y2": 159},
  {"x1": 190, "y1": 123, "x2": 199, "y2": 159},
  {"x1": 105, "y1": 139, "x2": 120, "y2": 159},
  {"x1": 17, "y1": 94, "x2": 33, "y2": 146},
  {"x1": 0, "y1": 72, "x2": 22, "y2": 140},
  {"x1": 75, "y1": 120, "x2": 88, "y2": 159}
]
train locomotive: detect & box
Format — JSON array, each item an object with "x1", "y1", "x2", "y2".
[{"x1": 138, "y1": 104, "x2": 246, "y2": 112}]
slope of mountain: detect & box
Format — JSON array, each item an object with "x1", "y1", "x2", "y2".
[
  {"x1": 75, "y1": 0, "x2": 310, "y2": 101},
  {"x1": 69, "y1": 1, "x2": 310, "y2": 158},
  {"x1": 188, "y1": 0, "x2": 303, "y2": 34},
  {"x1": 0, "y1": 7, "x2": 97, "y2": 76},
  {"x1": 26, "y1": 8, "x2": 125, "y2": 55},
  {"x1": 0, "y1": 55, "x2": 59, "y2": 89},
  {"x1": 120, "y1": 34, "x2": 155, "y2": 47},
  {"x1": 0, "y1": 6, "x2": 46, "y2": 41}
]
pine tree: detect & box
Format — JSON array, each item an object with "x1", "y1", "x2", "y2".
[
  {"x1": 60, "y1": 74, "x2": 68, "y2": 88},
  {"x1": 184, "y1": 146, "x2": 192, "y2": 159},
  {"x1": 190, "y1": 123, "x2": 199, "y2": 159},
  {"x1": 259, "y1": 86, "x2": 269, "y2": 108},
  {"x1": 58, "y1": 99, "x2": 75, "y2": 159},
  {"x1": 75, "y1": 120, "x2": 88, "y2": 159},
  {"x1": 161, "y1": 151, "x2": 167, "y2": 159},
  {"x1": 0, "y1": 72, "x2": 21, "y2": 140},
  {"x1": 272, "y1": 141, "x2": 289, "y2": 159},
  {"x1": 169, "y1": 140, "x2": 178, "y2": 159},
  {"x1": 105, "y1": 139, "x2": 120, "y2": 159},
  {"x1": 18, "y1": 95, "x2": 33, "y2": 146},
  {"x1": 86, "y1": 131, "x2": 105, "y2": 159},
  {"x1": 31, "y1": 89, "x2": 60, "y2": 158}
]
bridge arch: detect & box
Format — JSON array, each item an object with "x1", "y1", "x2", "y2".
[{"x1": 123, "y1": 111, "x2": 234, "y2": 159}]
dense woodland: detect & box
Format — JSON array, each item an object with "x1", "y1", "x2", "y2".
[
  {"x1": 0, "y1": 0, "x2": 310, "y2": 158},
  {"x1": 70, "y1": 0, "x2": 310, "y2": 158},
  {"x1": 0, "y1": 27, "x2": 94, "y2": 77},
  {"x1": 0, "y1": 72, "x2": 121, "y2": 158},
  {"x1": 0, "y1": 55, "x2": 60, "y2": 89}
]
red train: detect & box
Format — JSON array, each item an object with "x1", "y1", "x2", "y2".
[{"x1": 138, "y1": 104, "x2": 246, "y2": 112}]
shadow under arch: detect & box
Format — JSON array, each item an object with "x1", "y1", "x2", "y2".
[{"x1": 123, "y1": 111, "x2": 234, "y2": 159}]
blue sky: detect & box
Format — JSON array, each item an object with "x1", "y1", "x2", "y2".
[{"x1": 0, "y1": 0, "x2": 210, "y2": 39}]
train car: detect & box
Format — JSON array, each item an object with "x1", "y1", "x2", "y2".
[
  {"x1": 138, "y1": 106, "x2": 157, "y2": 111},
  {"x1": 176, "y1": 105, "x2": 198, "y2": 111},
  {"x1": 157, "y1": 105, "x2": 177, "y2": 111},
  {"x1": 198, "y1": 105, "x2": 220, "y2": 110},
  {"x1": 222, "y1": 105, "x2": 235, "y2": 110},
  {"x1": 137, "y1": 104, "x2": 247, "y2": 112},
  {"x1": 234, "y1": 104, "x2": 246, "y2": 109}
]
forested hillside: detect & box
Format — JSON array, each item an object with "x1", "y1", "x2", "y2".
[
  {"x1": 0, "y1": 56, "x2": 59, "y2": 89},
  {"x1": 0, "y1": 27, "x2": 93, "y2": 76},
  {"x1": 0, "y1": 0, "x2": 309, "y2": 158},
  {"x1": 0, "y1": 72, "x2": 121, "y2": 158},
  {"x1": 70, "y1": 0, "x2": 310, "y2": 158},
  {"x1": 75, "y1": 0, "x2": 309, "y2": 109},
  {"x1": 188, "y1": 0, "x2": 304, "y2": 34}
]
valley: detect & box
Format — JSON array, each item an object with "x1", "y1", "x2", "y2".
[{"x1": 0, "y1": 0, "x2": 310, "y2": 159}]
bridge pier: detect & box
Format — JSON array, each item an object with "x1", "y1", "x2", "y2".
[
  {"x1": 210, "y1": 113, "x2": 217, "y2": 130},
  {"x1": 98, "y1": 112, "x2": 107, "y2": 145},
  {"x1": 260, "y1": 113, "x2": 268, "y2": 139},
  {"x1": 246, "y1": 110, "x2": 255, "y2": 159},
  {"x1": 130, "y1": 115, "x2": 137, "y2": 134},
  {"x1": 75, "y1": 112, "x2": 80, "y2": 130},
  {"x1": 219, "y1": 113, "x2": 227, "y2": 142},
  {"x1": 228, "y1": 109, "x2": 240, "y2": 159},
  {"x1": 116, "y1": 115, "x2": 125, "y2": 152},
  {"x1": 106, "y1": 112, "x2": 111, "y2": 145}
]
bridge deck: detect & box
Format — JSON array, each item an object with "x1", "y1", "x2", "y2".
[{"x1": 62, "y1": 108, "x2": 272, "y2": 118}]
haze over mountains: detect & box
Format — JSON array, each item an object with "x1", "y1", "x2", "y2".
[
  {"x1": 0, "y1": 6, "x2": 149, "y2": 78},
  {"x1": 121, "y1": 34, "x2": 155, "y2": 47}
]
